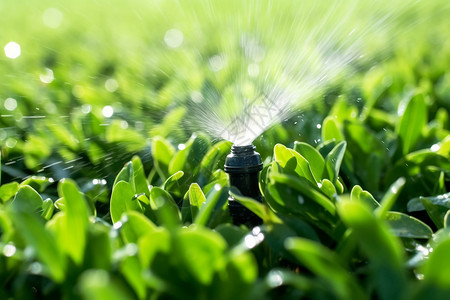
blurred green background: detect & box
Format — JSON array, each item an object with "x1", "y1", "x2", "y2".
[{"x1": 0, "y1": 0, "x2": 449, "y2": 183}]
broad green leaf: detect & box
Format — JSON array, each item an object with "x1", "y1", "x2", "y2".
[
  {"x1": 41, "y1": 198, "x2": 54, "y2": 220},
  {"x1": 229, "y1": 188, "x2": 280, "y2": 224},
  {"x1": 10, "y1": 185, "x2": 43, "y2": 213},
  {"x1": 194, "y1": 184, "x2": 227, "y2": 227},
  {"x1": 321, "y1": 116, "x2": 344, "y2": 142},
  {"x1": 376, "y1": 177, "x2": 406, "y2": 219},
  {"x1": 110, "y1": 181, "x2": 142, "y2": 224},
  {"x1": 0, "y1": 182, "x2": 20, "y2": 203},
  {"x1": 161, "y1": 170, "x2": 184, "y2": 191},
  {"x1": 385, "y1": 212, "x2": 433, "y2": 239},
  {"x1": 149, "y1": 186, "x2": 180, "y2": 229},
  {"x1": 152, "y1": 136, "x2": 175, "y2": 180},
  {"x1": 421, "y1": 238, "x2": 450, "y2": 288},
  {"x1": 113, "y1": 162, "x2": 135, "y2": 190},
  {"x1": 324, "y1": 141, "x2": 346, "y2": 184},
  {"x1": 421, "y1": 198, "x2": 447, "y2": 229},
  {"x1": 274, "y1": 144, "x2": 316, "y2": 184},
  {"x1": 189, "y1": 183, "x2": 205, "y2": 220},
  {"x1": 319, "y1": 179, "x2": 338, "y2": 200},
  {"x1": 270, "y1": 173, "x2": 335, "y2": 216},
  {"x1": 138, "y1": 229, "x2": 170, "y2": 268},
  {"x1": 445, "y1": 211, "x2": 450, "y2": 228},
  {"x1": 174, "y1": 227, "x2": 226, "y2": 285},
  {"x1": 407, "y1": 192, "x2": 450, "y2": 212},
  {"x1": 84, "y1": 223, "x2": 112, "y2": 270},
  {"x1": 58, "y1": 179, "x2": 89, "y2": 264},
  {"x1": 21, "y1": 176, "x2": 55, "y2": 192},
  {"x1": 11, "y1": 210, "x2": 65, "y2": 282},
  {"x1": 293, "y1": 141, "x2": 325, "y2": 183},
  {"x1": 396, "y1": 92, "x2": 427, "y2": 155},
  {"x1": 79, "y1": 269, "x2": 134, "y2": 300},
  {"x1": 338, "y1": 200, "x2": 405, "y2": 300},
  {"x1": 350, "y1": 185, "x2": 380, "y2": 210},
  {"x1": 132, "y1": 156, "x2": 150, "y2": 197},
  {"x1": 215, "y1": 224, "x2": 247, "y2": 248},
  {"x1": 119, "y1": 255, "x2": 147, "y2": 300},
  {"x1": 120, "y1": 211, "x2": 157, "y2": 244},
  {"x1": 199, "y1": 140, "x2": 232, "y2": 182},
  {"x1": 285, "y1": 237, "x2": 365, "y2": 300}
]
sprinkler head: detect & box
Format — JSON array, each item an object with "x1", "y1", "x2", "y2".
[{"x1": 224, "y1": 144, "x2": 263, "y2": 226}]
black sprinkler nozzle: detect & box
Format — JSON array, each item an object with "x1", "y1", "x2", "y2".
[{"x1": 224, "y1": 144, "x2": 263, "y2": 226}]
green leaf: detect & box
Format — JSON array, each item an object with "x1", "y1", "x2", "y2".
[
  {"x1": 110, "y1": 181, "x2": 142, "y2": 224},
  {"x1": 270, "y1": 173, "x2": 335, "y2": 216},
  {"x1": 229, "y1": 188, "x2": 280, "y2": 224},
  {"x1": 194, "y1": 184, "x2": 227, "y2": 227},
  {"x1": 324, "y1": 141, "x2": 346, "y2": 184},
  {"x1": 41, "y1": 198, "x2": 54, "y2": 220},
  {"x1": 152, "y1": 136, "x2": 175, "y2": 180},
  {"x1": 138, "y1": 229, "x2": 171, "y2": 268},
  {"x1": 385, "y1": 212, "x2": 433, "y2": 239},
  {"x1": 421, "y1": 197, "x2": 447, "y2": 229},
  {"x1": 132, "y1": 156, "x2": 150, "y2": 197},
  {"x1": 338, "y1": 200, "x2": 405, "y2": 300},
  {"x1": 396, "y1": 92, "x2": 427, "y2": 155},
  {"x1": 161, "y1": 170, "x2": 184, "y2": 192},
  {"x1": 274, "y1": 144, "x2": 316, "y2": 184},
  {"x1": 0, "y1": 182, "x2": 20, "y2": 203},
  {"x1": 199, "y1": 140, "x2": 232, "y2": 181},
  {"x1": 113, "y1": 162, "x2": 135, "y2": 190},
  {"x1": 189, "y1": 183, "x2": 205, "y2": 220},
  {"x1": 293, "y1": 141, "x2": 325, "y2": 183},
  {"x1": 79, "y1": 269, "x2": 134, "y2": 300},
  {"x1": 376, "y1": 177, "x2": 406, "y2": 219},
  {"x1": 285, "y1": 237, "x2": 365, "y2": 300},
  {"x1": 407, "y1": 192, "x2": 450, "y2": 212},
  {"x1": 149, "y1": 187, "x2": 180, "y2": 229},
  {"x1": 421, "y1": 237, "x2": 450, "y2": 288},
  {"x1": 321, "y1": 116, "x2": 344, "y2": 143},
  {"x1": 119, "y1": 255, "x2": 147, "y2": 300},
  {"x1": 319, "y1": 179, "x2": 338, "y2": 200},
  {"x1": 10, "y1": 185, "x2": 43, "y2": 213},
  {"x1": 350, "y1": 185, "x2": 380, "y2": 210},
  {"x1": 174, "y1": 227, "x2": 227, "y2": 285},
  {"x1": 57, "y1": 179, "x2": 89, "y2": 264},
  {"x1": 120, "y1": 211, "x2": 157, "y2": 244},
  {"x1": 11, "y1": 210, "x2": 66, "y2": 282}
]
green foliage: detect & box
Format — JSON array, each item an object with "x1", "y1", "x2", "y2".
[{"x1": 0, "y1": 0, "x2": 449, "y2": 299}]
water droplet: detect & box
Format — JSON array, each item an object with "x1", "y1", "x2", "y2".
[
  {"x1": 40, "y1": 68, "x2": 54, "y2": 84},
  {"x1": 105, "y1": 78, "x2": 119, "y2": 92},
  {"x1": 214, "y1": 183, "x2": 221, "y2": 191},
  {"x1": 120, "y1": 120, "x2": 128, "y2": 129},
  {"x1": 430, "y1": 144, "x2": 440, "y2": 152},
  {"x1": 178, "y1": 143, "x2": 186, "y2": 150},
  {"x1": 268, "y1": 271, "x2": 284, "y2": 287},
  {"x1": 113, "y1": 221, "x2": 123, "y2": 230},
  {"x1": 316, "y1": 124, "x2": 322, "y2": 129},
  {"x1": 3, "y1": 244, "x2": 16, "y2": 257},
  {"x1": 4, "y1": 98, "x2": 17, "y2": 111},
  {"x1": 102, "y1": 105, "x2": 114, "y2": 118},
  {"x1": 42, "y1": 7, "x2": 63, "y2": 28},
  {"x1": 244, "y1": 235, "x2": 258, "y2": 249},
  {"x1": 81, "y1": 104, "x2": 92, "y2": 114},
  {"x1": 6, "y1": 138, "x2": 17, "y2": 148},
  {"x1": 164, "y1": 28, "x2": 183, "y2": 48},
  {"x1": 297, "y1": 195, "x2": 304, "y2": 204},
  {"x1": 209, "y1": 54, "x2": 226, "y2": 72},
  {"x1": 4, "y1": 41, "x2": 21, "y2": 59}
]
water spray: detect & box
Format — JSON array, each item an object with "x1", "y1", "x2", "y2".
[{"x1": 224, "y1": 144, "x2": 263, "y2": 226}]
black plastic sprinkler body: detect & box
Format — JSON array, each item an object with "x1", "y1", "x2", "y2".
[{"x1": 224, "y1": 144, "x2": 263, "y2": 226}]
